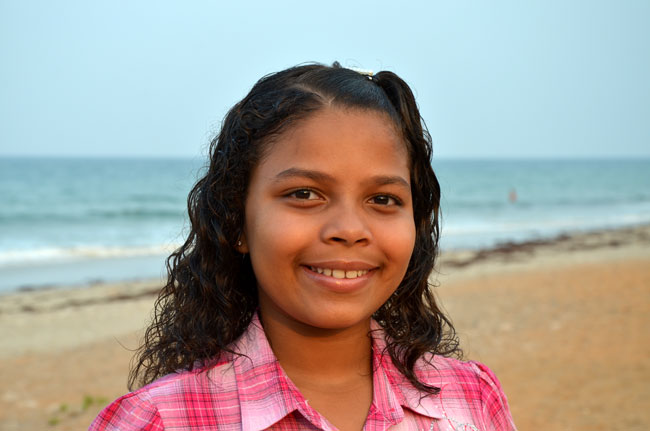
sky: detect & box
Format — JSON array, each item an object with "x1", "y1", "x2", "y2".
[{"x1": 1, "y1": 0, "x2": 648, "y2": 159}]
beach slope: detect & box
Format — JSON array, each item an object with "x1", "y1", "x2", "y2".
[{"x1": 1, "y1": 225, "x2": 649, "y2": 430}]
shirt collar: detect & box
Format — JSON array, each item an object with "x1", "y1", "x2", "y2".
[
  {"x1": 229, "y1": 314, "x2": 443, "y2": 431},
  {"x1": 230, "y1": 313, "x2": 335, "y2": 431},
  {"x1": 369, "y1": 319, "x2": 444, "y2": 421}
]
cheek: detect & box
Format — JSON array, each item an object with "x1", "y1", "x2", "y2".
[
  {"x1": 246, "y1": 208, "x2": 313, "y2": 269},
  {"x1": 380, "y1": 218, "x2": 416, "y2": 271}
]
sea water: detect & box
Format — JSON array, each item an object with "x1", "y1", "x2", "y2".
[
  {"x1": 434, "y1": 159, "x2": 650, "y2": 249},
  {"x1": 1, "y1": 157, "x2": 649, "y2": 291}
]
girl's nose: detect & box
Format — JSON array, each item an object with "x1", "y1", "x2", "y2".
[{"x1": 321, "y1": 202, "x2": 371, "y2": 246}]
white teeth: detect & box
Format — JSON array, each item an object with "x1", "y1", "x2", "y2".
[{"x1": 310, "y1": 267, "x2": 369, "y2": 279}]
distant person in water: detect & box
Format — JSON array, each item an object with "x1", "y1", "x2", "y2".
[
  {"x1": 89, "y1": 62, "x2": 517, "y2": 430},
  {"x1": 509, "y1": 188, "x2": 518, "y2": 203}
]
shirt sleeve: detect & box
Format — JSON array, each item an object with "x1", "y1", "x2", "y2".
[
  {"x1": 470, "y1": 361, "x2": 517, "y2": 431},
  {"x1": 88, "y1": 391, "x2": 163, "y2": 431}
]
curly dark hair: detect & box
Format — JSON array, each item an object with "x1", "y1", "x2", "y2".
[{"x1": 129, "y1": 62, "x2": 461, "y2": 394}]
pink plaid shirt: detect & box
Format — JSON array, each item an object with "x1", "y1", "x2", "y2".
[{"x1": 90, "y1": 314, "x2": 516, "y2": 430}]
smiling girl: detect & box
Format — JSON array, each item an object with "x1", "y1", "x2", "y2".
[{"x1": 90, "y1": 63, "x2": 516, "y2": 430}]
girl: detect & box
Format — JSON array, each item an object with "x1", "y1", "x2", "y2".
[{"x1": 90, "y1": 62, "x2": 516, "y2": 431}]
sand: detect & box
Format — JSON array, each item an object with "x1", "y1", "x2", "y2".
[{"x1": 1, "y1": 225, "x2": 649, "y2": 430}]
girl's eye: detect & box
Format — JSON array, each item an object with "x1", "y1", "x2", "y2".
[
  {"x1": 289, "y1": 189, "x2": 320, "y2": 200},
  {"x1": 369, "y1": 195, "x2": 401, "y2": 206}
]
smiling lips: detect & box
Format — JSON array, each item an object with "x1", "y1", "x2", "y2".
[{"x1": 308, "y1": 266, "x2": 371, "y2": 279}]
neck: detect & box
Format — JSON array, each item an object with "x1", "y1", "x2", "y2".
[{"x1": 259, "y1": 310, "x2": 373, "y2": 386}]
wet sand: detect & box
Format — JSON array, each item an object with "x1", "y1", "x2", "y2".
[{"x1": 1, "y1": 225, "x2": 649, "y2": 430}]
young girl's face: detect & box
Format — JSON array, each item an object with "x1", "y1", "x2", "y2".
[{"x1": 240, "y1": 106, "x2": 416, "y2": 332}]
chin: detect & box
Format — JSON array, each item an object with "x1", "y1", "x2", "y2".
[{"x1": 297, "y1": 308, "x2": 374, "y2": 332}]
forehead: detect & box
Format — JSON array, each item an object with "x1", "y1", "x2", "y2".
[{"x1": 258, "y1": 106, "x2": 409, "y2": 175}]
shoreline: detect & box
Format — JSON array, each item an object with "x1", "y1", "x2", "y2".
[
  {"x1": 1, "y1": 223, "x2": 649, "y2": 430},
  {"x1": 3, "y1": 221, "x2": 650, "y2": 294},
  {"x1": 0, "y1": 253, "x2": 169, "y2": 294},
  {"x1": 441, "y1": 221, "x2": 650, "y2": 265}
]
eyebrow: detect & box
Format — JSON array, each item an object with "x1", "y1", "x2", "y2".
[
  {"x1": 273, "y1": 168, "x2": 410, "y2": 189},
  {"x1": 273, "y1": 168, "x2": 336, "y2": 183},
  {"x1": 370, "y1": 175, "x2": 410, "y2": 189}
]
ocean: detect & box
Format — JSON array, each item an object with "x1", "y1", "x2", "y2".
[{"x1": 1, "y1": 157, "x2": 649, "y2": 292}]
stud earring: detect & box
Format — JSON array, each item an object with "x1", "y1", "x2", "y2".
[{"x1": 237, "y1": 240, "x2": 242, "y2": 247}]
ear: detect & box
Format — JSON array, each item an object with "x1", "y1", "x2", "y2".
[{"x1": 236, "y1": 233, "x2": 249, "y2": 254}]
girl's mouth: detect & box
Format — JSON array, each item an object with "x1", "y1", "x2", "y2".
[{"x1": 307, "y1": 266, "x2": 370, "y2": 279}]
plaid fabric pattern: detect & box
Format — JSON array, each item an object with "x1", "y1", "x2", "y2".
[{"x1": 90, "y1": 314, "x2": 516, "y2": 430}]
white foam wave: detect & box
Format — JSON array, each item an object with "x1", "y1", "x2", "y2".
[
  {"x1": 0, "y1": 244, "x2": 181, "y2": 267},
  {"x1": 444, "y1": 212, "x2": 650, "y2": 236}
]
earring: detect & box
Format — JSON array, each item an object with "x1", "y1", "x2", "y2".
[{"x1": 237, "y1": 240, "x2": 242, "y2": 247}]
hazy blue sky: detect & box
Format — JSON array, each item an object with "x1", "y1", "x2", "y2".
[{"x1": 1, "y1": 0, "x2": 648, "y2": 158}]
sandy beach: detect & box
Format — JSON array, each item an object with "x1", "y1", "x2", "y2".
[{"x1": 1, "y1": 225, "x2": 649, "y2": 431}]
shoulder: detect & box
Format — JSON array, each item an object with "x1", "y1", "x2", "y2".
[
  {"x1": 419, "y1": 355, "x2": 505, "y2": 391},
  {"x1": 89, "y1": 360, "x2": 239, "y2": 431},
  {"x1": 416, "y1": 356, "x2": 517, "y2": 430},
  {"x1": 88, "y1": 384, "x2": 163, "y2": 431}
]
